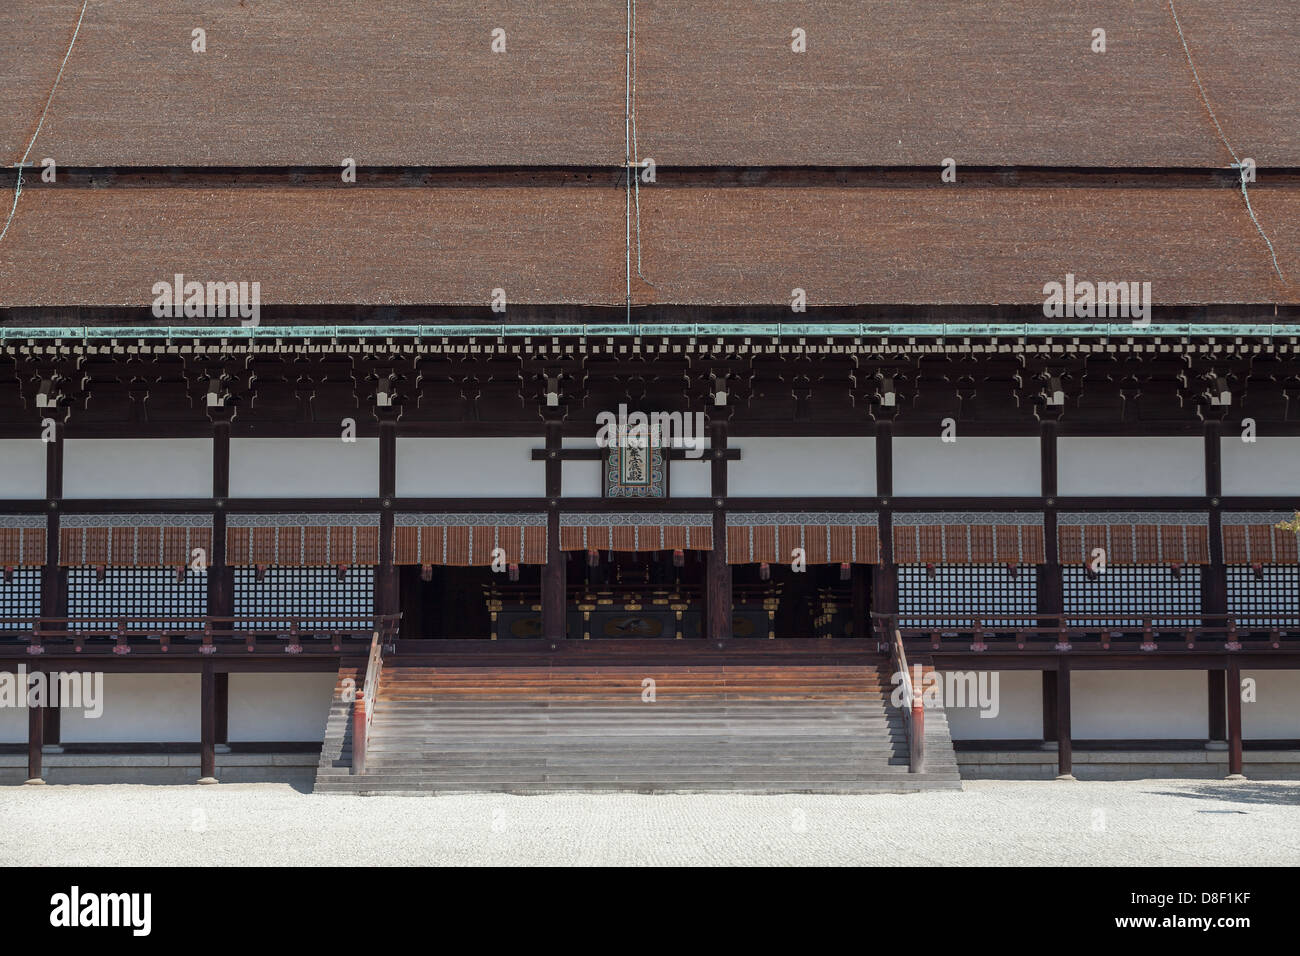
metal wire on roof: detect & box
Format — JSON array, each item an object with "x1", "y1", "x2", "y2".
[
  {"x1": 1167, "y1": 0, "x2": 1285, "y2": 282},
  {"x1": 0, "y1": 0, "x2": 89, "y2": 244}
]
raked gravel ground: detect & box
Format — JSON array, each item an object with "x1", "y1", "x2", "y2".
[{"x1": 3, "y1": 779, "x2": 1298, "y2": 866}]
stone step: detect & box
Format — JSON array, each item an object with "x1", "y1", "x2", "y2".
[{"x1": 315, "y1": 660, "x2": 963, "y2": 794}]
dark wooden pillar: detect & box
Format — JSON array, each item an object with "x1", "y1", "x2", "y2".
[
  {"x1": 42, "y1": 699, "x2": 60, "y2": 750},
  {"x1": 37, "y1": 421, "x2": 64, "y2": 765},
  {"x1": 706, "y1": 418, "x2": 731, "y2": 641},
  {"x1": 25, "y1": 669, "x2": 45, "y2": 784},
  {"x1": 1203, "y1": 421, "x2": 1227, "y2": 620},
  {"x1": 1225, "y1": 657, "x2": 1245, "y2": 778},
  {"x1": 376, "y1": 416, "x2": 399, "y2": 628},
  {"x1": 1038, "y1": 422, "x2": 1063, "y2": 621},
  {"x1": 1041, "y1": 670, "x2": 1058, "y2": 742},
  {"x1": 199, "y1": 661, "x2": 218, "y2": 783},
  {"x1": 41, "y1": 419, "x2": 65, "y2": 620},
  {"x1": 851, "y1": 565, "x2": 869, "y2": 640},
  {"x1": 1056, "y1": 660, "x2": 1073, "y2": 779},
  {"x1": 873, "y1": 421, "x2": 896, "y2": 637},
  {"x1": 215, "y1": 672, "x2": 230, "y2": 746},
  {"x1": 209, "y1": 418, "x2": 233, "y2": 625},
  {"x1": 1207, "y1": 668, "x2": 1226, "y2": 744},
  {"x1": 541, "y1": 420, "x2": 566, "y2": 641}
]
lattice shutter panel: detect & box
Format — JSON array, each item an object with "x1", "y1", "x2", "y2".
[
  {"x1": 1062, "y1": 565, "x2": 1202, "y2": 627},
  {"x1": 897, "y1": 565, "x2": 1037, "y2": 628}
]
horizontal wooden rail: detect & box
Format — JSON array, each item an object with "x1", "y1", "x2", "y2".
[
  {"x1": 871, "y1": 612, "x2": 1295, "y2": 652},
  {"x1": 0, "y1": 614, "x2": 401, "y2": 656}
]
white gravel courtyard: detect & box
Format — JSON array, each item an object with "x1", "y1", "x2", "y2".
[{"x1": 3, "y1": 779, "x2": 1298, "y2": 866}]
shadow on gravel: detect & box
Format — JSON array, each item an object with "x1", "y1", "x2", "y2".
[{"x1": 1145, "y1": 782, "x2": 1300, "y2": 807}]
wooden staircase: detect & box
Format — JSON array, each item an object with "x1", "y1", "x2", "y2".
[{"x1": 315, "y1": 663, "x2": 962, "y2": 794}]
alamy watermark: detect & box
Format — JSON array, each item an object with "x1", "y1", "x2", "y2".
[
  {"x1": 0, "y1": 666, "x2": 103, "y2": 717},
  {"x1": 891, "y1": 667, "x2": 999, "y2": 718},
  {"x1": 151, "y1": 273, "x2": 260, "y2": 326},
  {"x1": 595, "y1": 403, "x2": 706, "y2": 459},
  {"x1": 1042, "y1": 273, "x2": 1151, "y2": 327}
]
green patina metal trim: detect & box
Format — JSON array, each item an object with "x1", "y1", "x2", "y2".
[{"x1": 1, "y1": 322, "x2": 1299, "y2": 342}]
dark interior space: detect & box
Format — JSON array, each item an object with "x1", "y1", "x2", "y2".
[{"x1": 399, "y1": 564, "x2": 541, "y2": 639}]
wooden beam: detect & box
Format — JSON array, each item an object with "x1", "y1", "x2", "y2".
[
  {"x1": 199, "y1": 661, "x2": 218, "y2": 783},
  {"x1": 531, "y1": 448, "x2": 740, "y2": 461},
  {"x1": 1225, "y1": 657, "x2": 1245, "y2": 779},
  {"x1": 1056, "y1": 660, "x2": 1073, "y2": 780}
]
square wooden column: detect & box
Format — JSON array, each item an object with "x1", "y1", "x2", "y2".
[
  {"x1": 1207, "y1": 669, "x2": 1227, "y2": 746},
  {"x1": 1203, "y1": 421, "x2": 1228, "y2": 622},
  {"x1": 1037, "y1": 421, "x2": 1063, "y2": 623},
  {"x1": 376, "y1": 416, "x2": 399, "y2": 626},
  {"x1": 33, "y1": 420, "x2": 64, "y2": 772},
  {"x1": 541, "y1": 420, "x2": 566, "y2": 641},
  {"x1": 1226, "y1": 658, "x2": 1245, "y2": 779},
  {"x1": 215, "y1": 672, "x2": 230, "y2": 747},
  {"x1": 199, "y1": 662, "x2": 218, "y2": 784},
  {"x1": 209, "y1": 417, "x2": 234, "y2": 624},
  {"x1": 1041, "y1": 670, "x2": 1058, "y2": 742},
  {"x1": 1055, "y1": 660, "x2": 1074, "y2": 780},
  {"x1": 25, "y1": 670, "x2": 45, "y2": 785},
  {"x1": 706, "y1": 418, "x2": 732, "y2": 642},
  {"x1": 41, "y1": 417, "x2": 66, "y2": 623},
  {"x1": 872, "y1": 422, "x2": 896, "y2": 639}
]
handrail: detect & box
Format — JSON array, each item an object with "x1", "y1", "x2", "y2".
[
  {"x1": 887, "y1": 619, "x2": 925, "y2": 774},
  {"x1": 352, "y1": 632, "x2": 384, "y2": 776}
]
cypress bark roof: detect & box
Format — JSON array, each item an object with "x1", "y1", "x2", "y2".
[
  {"x1": 1, "y1": 181, "x2": 1294, "y2": 307},
  {"x1": 4, "y1": 0, "x2": 1296, "y2": 168}
]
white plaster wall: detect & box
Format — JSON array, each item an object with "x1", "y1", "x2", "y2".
[
  {"x1": 0, "y1": 695, "x2": 25, "y2": 743},
  {"x1": 941, "y1": 670, "x2": 1043, "y2": 740},
  {"x1": 727, "y1": 437, "x2": 874, "y2": 497},
  {"x1": 231, "y1": 438, "x2": 378, "y2": 498},
  {"x1": 1221, "y1": 437, "x2": 1300, "y2": 497},
  {"x1": 671, "y1": 459, "x2": 712, "y2": 497},
  {"x1": 227, "y1": 673, "x2": 335, "y2": 742},
  {"x1": 1072, "y1": 670, "x2": 1206, "y2": 739},
  {"x1": 562, "y1": 460, "x2": 601, "y2": 497},
  {"x1": 893, "y1": 437, "x2": 1040, "y2": 496},
  {"x1": 64, "y1": 439, "x2": 212, "y2": 499},
  {"x1": 61, "y1": 673, "x2": 199, "y2": 743},
  {"x1": 0, "y1": 439, "x2": 47, "y2": 499},
  {"x1": 395, "y1": 438, "x2": 544, "y2": 497},
  {"x1": 1242, "y1": 670, "x2": 1300, "y2": 740},
  {"x1": 1057, "y1": 437, "x2": 1204, "y2": 496}
]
